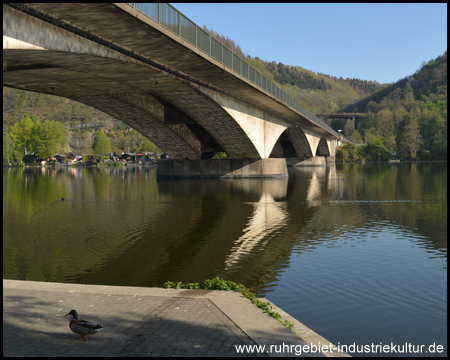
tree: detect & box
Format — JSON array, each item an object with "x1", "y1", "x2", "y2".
[
  {"x1": 374, "y1": 109, "x2": 396, "y2": 151},
  {"x1": 33, "y1": 120, "x2": 67, "y2": 158},
  {"x1": 367, "y1": 101, "x2": 379, "y2": 113},
  {"x1": 3, "y1": 129, "x2": 16, "y2": 164},
  {"x1": 363, "y1": 137, "x2": 392, "y2": 161},
  {"x1": 3, "y1": 130, "x2": 24, "y2": 166},
  {"x1": 7, "y1": 115, "x2": 67, "y2": 158},
  {"x1": 329, "y1": 101, "x2": 339, "y2": 112},
  {"x1": 7, "y1": 114, "x2": 39, "y2": 154},
  {"x1": 393, "y1": 107, "x2": 407, "y2": 132},
  {"x1": 363, "y1": 128, "x2": 383, "y2": 145},
  {"x1": 351, "y1": 130, "x2": 364, "y2": 143},
  {"x1": 92, "y1": 131, "x2": 112, "y2": 154},
  {"x1": 397, "y1": 114, "x2": 423, "y2": 159},
  {"x1": 343, "y1": 119, "x2": 355, "y2": 138}
]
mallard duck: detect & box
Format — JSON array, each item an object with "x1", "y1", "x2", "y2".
[{"x1": 65, "y1": 310, "x2": 103, "y2": 340}]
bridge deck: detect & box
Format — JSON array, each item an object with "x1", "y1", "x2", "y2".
[{"x1": 6, "y1": 3, "x2": 335, "y2": 138}]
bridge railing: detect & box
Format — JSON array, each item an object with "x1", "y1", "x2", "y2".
[{"x1": 127, "y1": 3, "x2": 338, "y2": 137}]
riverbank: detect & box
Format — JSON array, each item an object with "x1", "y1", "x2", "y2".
[
  {"x1": 2, "y1": 162, "x2": 158, "y2": 169},
  {"x1": 3, "y1": 280, "x2": 348, "y2": 357}
]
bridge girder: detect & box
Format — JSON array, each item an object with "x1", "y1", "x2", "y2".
[{"x1": 3, "y1": 4, "x2": 335, "y2": 163}]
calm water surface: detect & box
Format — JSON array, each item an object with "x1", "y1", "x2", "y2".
[{"x1": 3, "y1": 163, "x2": 447, "y2": 356}]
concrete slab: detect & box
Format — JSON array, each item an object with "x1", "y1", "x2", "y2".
[{"x1": 3, "y1": 280, "x2": 349, "y2": 357}]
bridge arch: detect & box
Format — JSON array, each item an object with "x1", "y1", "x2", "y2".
[
  {"x1": 4, "y1": 4, "x2": 262, "y2": 160},
  {"x1": 4, "y1": 3, "x2": 337, "y2": 177},
  {"x1": 4, "y1": 48, "x2": 256, "y2": 160},
  {"x1": 269, "y1": 127, "x2": 313, "y2": 158},
  {"x1": 316, "y1": 138, "x2": 331, "y2": 157}
]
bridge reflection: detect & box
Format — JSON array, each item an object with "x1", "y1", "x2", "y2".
[
  {"x1": 224, "y1": 180, "x2": 288, "y2": 272},
  {"x1": 54, "y1": 168, "x2": 333, "y2": 289},
  {"x1": 4, "y1": 165, "x2": 445, "y2": 296}
]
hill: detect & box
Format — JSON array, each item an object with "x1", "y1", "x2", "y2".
[
  {"x1": 342, "y1": 52, "x2": 447, "y2": 160},
  {"x1": 204, "y1": 25, "x2": 385, "y2": 113},
  {"x1": 343, "y1": 52, "x2": 447, "y2": 114},
  {"x1": 205, "y1": 26, "x2": 447, "y2": 160}
]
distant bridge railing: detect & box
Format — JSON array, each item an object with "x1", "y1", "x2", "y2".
[{"x1": 127, "y1": 3, "x2": 338, "y2": 137}]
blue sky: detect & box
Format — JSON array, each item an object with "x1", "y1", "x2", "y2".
[{"x1": 170, "y1": 3, "x2": 447, "y2": 84}]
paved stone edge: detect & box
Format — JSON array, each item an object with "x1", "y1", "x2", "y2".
[
  {"x1": 260, "y1": 299, "x2": 350, "y2": 357},
  {"x1": 3, "y1": 280, "x2": 349, "y2": 357}
]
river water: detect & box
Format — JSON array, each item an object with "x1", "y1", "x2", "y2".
[{"x1": 3, "y1": 162, "x2": 447, "y2": 356}]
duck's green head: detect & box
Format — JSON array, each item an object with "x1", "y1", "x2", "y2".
[{"x1": 65, "y1": 309, "x2": 78, "y2": 320}]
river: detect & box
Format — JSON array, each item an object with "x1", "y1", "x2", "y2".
[{"x1": 3, "y1": 162, "x2": 447, "y2": 356}]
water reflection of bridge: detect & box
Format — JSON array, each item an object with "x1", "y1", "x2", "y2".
[
  {"x1": 17, "y1": 164, "x2": 443, "y2": 297},
  {"x1": 64, "y1": 166, "x2": 341, "y2": 292}
]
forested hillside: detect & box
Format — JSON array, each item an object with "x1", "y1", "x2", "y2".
[
  {"x1": 201, "y1": 27, "x2": 447, "y2": 160},
  {"x1": 341, "y1": 52, "x2": 447, "y2": 160},
  {"x1": 204, "y1": 25, "x2": 385, "y2": 113}
]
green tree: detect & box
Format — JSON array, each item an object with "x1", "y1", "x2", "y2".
[
  {"x1": 92, "y1": 131, "x2": 112, "y2": 154},
  {"x1": 7, "y1": 114, "x2": 39, "y2": 154},
  {"x1": 336, "y1": 143, "x2": 363, "y2": 162},
  {"x1": 393, "y1": 107, "x2": 407, "y2": 132},
  {"x1": 363, "y1": 137, "x2": 392, "y2": 161},
  {"x1": 432, "y1": 113, "x2": 447, "y2": 159},
  {"x1": 3, "y1": 129, "x2": 14, "y2": 164},
  {"x1": 374, "y1": 109, "x2": 396, "y2": 150},
  {"x1": 397, "y1": 114, "x2": 423, "y2": 159},
  {"x1": 352, "y1": 130, "x2": 364, "y2": 143},
  {"x1": 33, "y1": 120, "x2": 67, "y2": 158},
  {"x1": 329, "y1": 101, "x2": 339, "y2": 112},
  {"x1": 363, "y1": 128, "x2": 383, "y2": 145},
  {"x1": 3, "y1": 129, "x2": 21, "y2": 165},
  {"x1": 367, "y1": 100, "x2": 379, "y2": 113},
  {"x1": 343, "y1": 119, "x2": 355, "y2": 138}
]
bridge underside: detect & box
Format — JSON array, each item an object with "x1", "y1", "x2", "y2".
[{"x1": 3, "y1": 4, "x2": 336, "y2": 178}]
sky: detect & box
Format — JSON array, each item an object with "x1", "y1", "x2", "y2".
[{"x1": 170, "y1": 3, "x2": 447, "y2": 84}]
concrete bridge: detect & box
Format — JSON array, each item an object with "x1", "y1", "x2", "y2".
[{"x1": 3, "y1": 3, "x2": 339, "y2": 178}]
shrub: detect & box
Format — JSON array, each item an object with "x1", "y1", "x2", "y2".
[
  {"x1": 336, "y1": 144, "x2": 363, "y2": 162},
  {"x1": 363, "y1": 144, "x2": 392, "y2": 161}
]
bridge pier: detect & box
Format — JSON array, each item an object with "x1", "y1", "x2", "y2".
[
  {"x1": 157, "y1": 158, "x2": 288, "y2": 180},
  {"x1": 286, "y1": 157, "x2": 326, "y2": 167}
]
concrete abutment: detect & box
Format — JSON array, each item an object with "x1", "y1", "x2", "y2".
[{"x1": 157, "y1": 158, "x2": 289, "y2": 179}]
